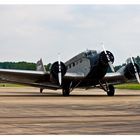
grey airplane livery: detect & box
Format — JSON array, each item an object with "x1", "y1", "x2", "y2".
[{"x1": 0, "y1": 45, "x2": 139, "y2": 96}]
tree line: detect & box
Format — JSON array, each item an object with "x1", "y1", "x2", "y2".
[
  {"x1": 0, "y1": 61, "x2": 51, "y2": 71},
  {"x1": 0, "y1": 56, "x2": 139, "y2": 72}
]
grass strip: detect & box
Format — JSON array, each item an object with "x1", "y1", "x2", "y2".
[{"x1": 115, "y1": 83, "x2": 140, "y2": 90}]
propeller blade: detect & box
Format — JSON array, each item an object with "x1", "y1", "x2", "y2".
[
  {"x1": 108, "y1": 61, "x2": 115, "y2": 73},
  {"x1": 58, "y1": 53, "x2": 62, "y2": 86},
  {"x1": 135, "y1": 72, "x2": 140, "y2": 84},
  {"x1": 102, "y1": 43, "x2": 115, "y2": 72},
  {"x1": 58, "y1": 72, "x2": 62, "y2": 85},
  {"x1": 130, "y1": 57, "x2": 140, "y2": 84}
]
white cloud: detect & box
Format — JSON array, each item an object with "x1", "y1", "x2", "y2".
[{"x1": 0, "y1": 5, "x2": 140, "y2": 65}]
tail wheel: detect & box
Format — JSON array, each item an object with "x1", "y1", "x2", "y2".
[{"x1": 107, "y1": 85, "x2": 115, "y2": 96}]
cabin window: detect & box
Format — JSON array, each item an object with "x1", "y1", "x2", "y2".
[
  {"x1": 69, "y1": 64, "x2": 71, "y2": 69},
  {"x1": 73, "y1": 63, "x2": 75, "y2": 67},
  {"x1": 80, "y1": 59, "x2": 82, "y2": 63}
]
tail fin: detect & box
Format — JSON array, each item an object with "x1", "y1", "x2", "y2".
[{"x1": 36, "y1": 59, "x2": 46, "y2": 72}]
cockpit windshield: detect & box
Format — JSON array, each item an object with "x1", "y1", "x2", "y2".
[{"x1": 85, "y1": 50, "x2": 97, "y2": 57}]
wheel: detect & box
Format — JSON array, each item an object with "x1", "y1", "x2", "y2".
[
  {"x1": 62, "y1": 84, "x2": 70, "y2": 96},
  {"x1": 40, "y1": 88, "x2": 43, "y2": 93},
  {"x1": 107, "y1": 85, "x2": 115, "y2": 96},
  {"x1": 62, "y1": 88, "x2": 70, "y2": 96}
]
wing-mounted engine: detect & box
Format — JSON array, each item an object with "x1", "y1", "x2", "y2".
[
  {"x1": 124, "y1": 63, "x2": 140, "y2": 79},
  {"x1": 50, "y1": 61, "x2": 67, "y2": 85},
  {"x1": 117, "y1": 57, "x2": 140, "y2": 83}
]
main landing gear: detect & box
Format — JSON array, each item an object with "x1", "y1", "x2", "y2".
[
  {"x1": 40, "y1": 88, "x2": 43, "y2": 93},
  {"x1": 62, "y1": 81, "x2": 81, "y2": 96},
  {"x1": 99, "y1": 82, "x2": 115, "y2": 96},
  {"x1": 107, "y1": 85, "x2": 115, "y2": 96},
  {"x1": 62, "y1": 84, "x2": 70, "y2": 96}
]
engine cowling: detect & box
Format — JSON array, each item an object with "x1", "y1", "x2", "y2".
[
  {"x1": 124, "y1": 63, "x2": 140, "y2": 79},
  {"x1": 50, "y1": 61, "x2": 67, "y2": 82},
  {"x1": 99, "y1": 51, "x2": 114, "y2": 66}
]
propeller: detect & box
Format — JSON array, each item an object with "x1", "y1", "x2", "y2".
[
  {"x1": 102, "y1": 43, "x2": 115, "y2": 72},
  {"x1": 130, "y1": 57, "x2": 140, "y2": 84},
  {"x1": 58, "y1": 53, "x2": 62, "y2": 86}
]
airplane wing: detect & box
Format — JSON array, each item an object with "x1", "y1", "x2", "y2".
[
  {"x1": 65, "y1": 72, "x2": 85, "y2": 80},
  {"x1": 0, "y1": 69, "x2": 49, "y2": 84},
  {"x1": 101, "y1": 61, "x2": 140, "y2": 85},
  {"x1": 0, "y1": 68, "x2": 63, "y2": 90},
  {"x1": 101, "y1": 72, "x2": 127, "y2": 85},
  {"x1": 0, "y1": 69, "x2": 85, "y2": 82},
  {"x1": 0, "y1": 68, "x2": 85, "y2": 89}
]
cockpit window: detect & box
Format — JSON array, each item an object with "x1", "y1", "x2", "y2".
[
  {"x1": 87, "y1": 51, "x2": 92, "y2": 56},
  {"x1": 85, "y1": 50, "x2": 97, "y2": 57}
]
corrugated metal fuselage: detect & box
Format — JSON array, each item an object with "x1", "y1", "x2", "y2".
[{"x1": 65, "y1": 51, "x2": 108, "y2": 87}]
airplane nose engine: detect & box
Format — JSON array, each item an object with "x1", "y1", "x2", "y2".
[
  {"x1": 99, "y1": 51, "x2": 114, "y2": 66},
  {"x1": 124, "y1": 63, "x2": 140, "y2": 79},
  {"x1": 50, "y1": 61, "x2": 67, "y2": 82}
]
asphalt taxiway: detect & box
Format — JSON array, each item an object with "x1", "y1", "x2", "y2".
[{"x1": 0, "y1": 87, "x2": 139, "y2": 134}]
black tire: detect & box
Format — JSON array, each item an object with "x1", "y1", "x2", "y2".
[
  {"x1": 40, "y1": 88, "x2": 43, "y2": 93},
  {"x1": 107, "y1": 85, "x2": 115, "y2": 96},
  {"x1": 62, "y1": 88, "x2": 70, "y2": 96},
  {"x1": 62, "y1": 84, "x2": 70, "y2": 96}
]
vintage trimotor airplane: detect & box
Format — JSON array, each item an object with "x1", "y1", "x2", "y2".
[{"x1": 0, "y1": 45, "x2": 139, "y2": 96}]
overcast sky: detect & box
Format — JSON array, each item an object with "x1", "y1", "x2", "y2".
[{"x1": 0, "y1": 5, "x2": 140, "y2": 65}]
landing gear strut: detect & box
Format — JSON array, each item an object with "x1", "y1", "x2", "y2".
[
  {"x1": 62, "y1": 81, "x2": 81, "y2": 96},
  {"x1": 99, "y1": 82, "x2": 115, "y2": 96}
]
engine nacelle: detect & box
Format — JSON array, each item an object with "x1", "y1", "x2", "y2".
[
  {"x1": 50, "y1": 61, "x2": 67, "y2": 82},
  {"x1": 124, "y1": 63, "x2": 140, "y2": 79},
  {"x1": 99, "y1": 51, "x2": 114, "y2": 66}
]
